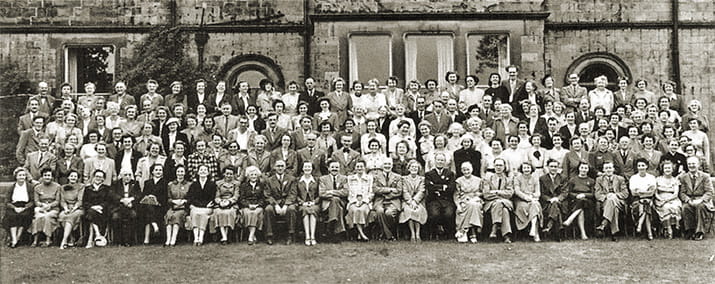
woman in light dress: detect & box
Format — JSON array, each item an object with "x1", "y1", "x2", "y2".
[
  {"x1": 399, "y1": 160, "x2": 428, "y2": 242},
  {"x1": 454, "y1": 161, "x2": 484, "y2": 243},
  {"x1": 654, "y1": 161, "x2": 682, "y2": 239}
]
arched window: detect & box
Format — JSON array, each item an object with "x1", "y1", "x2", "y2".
[
  {"x1": 217, "y1": 55, "x2": 285, "y2": 93},
  {"x1": 565, "y1": 53, "x2": 631, "y2": 91}
]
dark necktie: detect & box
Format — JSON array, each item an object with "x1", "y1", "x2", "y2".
[{"x1": 332, "y1": 175, "x2": 337, "y2": 191}]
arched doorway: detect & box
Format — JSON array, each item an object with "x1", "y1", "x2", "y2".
[
  {"x1": 217, "y1": 55, "x2": 285, "y2": 93},
  {"x1": 564, "y1": 53, "x2": 632, "y2": 91}
]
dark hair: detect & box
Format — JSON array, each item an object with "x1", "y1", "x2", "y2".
[
  {"x1": 445, "y1": 71, "x2": 460, "y2": 82},
  {"x1": 465, "y1": 75, "x2": 479, "y2": 85},
  {"x1": 505, "y1": 65, "x2": 519, "y2": 72},
  {"x1": 541, "y1": 74, "x2": 554, "y2": 86}
]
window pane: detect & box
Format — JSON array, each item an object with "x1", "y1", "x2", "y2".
[
  {"x1": 405, "y1": 35, "x2": 453, "y2": 86},
  {"x1": 467, "y1": 34, "x2": 509, "y2": 85},
  {"x1": 349, "y1": 35, "x2": 391, "y2": 83}
]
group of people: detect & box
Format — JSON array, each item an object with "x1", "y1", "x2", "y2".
[{"x1": 4, "y1": 65, "x2": 714, "y2": 249}]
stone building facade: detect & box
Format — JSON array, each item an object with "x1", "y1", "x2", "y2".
[{"x1": 0, "y1": 0, "x2": 713, "y2": 164}]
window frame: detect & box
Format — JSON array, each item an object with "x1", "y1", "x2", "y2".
[
  {"x1": 403, "y1": 32, "x2": 455, "y2": 88},
  {"x1": 347, "y1": 32, "x2": 393, "y2": 84},
  {"x1": 63, "y1": 44, "x2": 117, "y2": 95},
  {"x1": 465, "y1": 32, "x2": 511, "y2": 88}
]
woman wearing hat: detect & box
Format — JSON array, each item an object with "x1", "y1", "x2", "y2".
[{"x1": 162, "y1": 117, "x2": 189, "y2": 155}]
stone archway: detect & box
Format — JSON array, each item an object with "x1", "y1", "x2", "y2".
[
  {"x1": 565, "y1": 52, "x2": 632, "y2": 91},
  {"x1": 217, "y1": 54, "x2": 285, "y2": 92}
]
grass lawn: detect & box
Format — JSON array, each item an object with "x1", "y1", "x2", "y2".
[{"x1": 1, "y1": 237, "x2": 714, "y2": 283}]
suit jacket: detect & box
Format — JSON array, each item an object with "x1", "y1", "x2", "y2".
[
  {"x1": 29, "y1": 95, "x2": 56, "y2": 115},
  {"x1": 558, "y1": 124, "x2": 579, "y2": 149},
  {"x1": 292, "y1": 130, "x2": 318, "y2": 150},
  {"x1": 407, "y1": 109, "x2": 431, "y2": 127},
  {"x1": 612, "y1": 90, "x2": 633, "y2": 108},
  {"x1": 318, "y1": 174, "x2": 348, "y2": 210},
  {"x1": 636, "y1": 150, "x2": 663, "y2": 175},
  {"x1": 574, "y1": 110, "x2": 594, "y2": 126},
  {"x1": 296, "y1": 176, "x2": 320, "y2": 205},
  {"x1": 326, "y1": 91, "x2": 352, "y2": 124},
  {"x1": 248, "y1": 116, "x2": 266, "y2": 133},
  {"x1": 261, "y1": 127, "x2": 289, "y2": 152},
  {"x1": 17, "y1": 112, "x2": 49, "y2": 134},
  {"x1": 114, "y1": 149, "x2": 142, "y2": 175},
  {"x1": 238, "y1": 181, "x2": 266, "y2": 207},
  {"x1": 424, "y1": 168, "x2": 456, "y2": 203},
  {"x1": 213, "y1": 115, "x2": 240, "y2": 138},
  {"x1": 562, "y1": 150, "x2": 589, "y2": 178},
  {"x1": 539, "y1": 173, "x2": 567, "y2": 203},
  {"x1": 299, "y1": 89, "x2": 325, "y2": 115},
  {"x1": 490, "y1": 117, "x2": 519, "y2": 143},
  {"x1": 296, "y1": 147, "x2": 327, "y2": 175},
  {"x1": 187, "y1": 92, "x2": 210, "y2": 114},
  {"x1": 330, "y1": 147, "x2": 361, "y2": 175},
  {"x1": 372, "y1": 170, "x2": 403, "y2": 210},
  {"x1": 500, "y1": 79, "x2": 525, "y2": 106},
  {"x1": 678, "y1": 171, "x2": 715, "y2": 211},
  {"x1": 594, "y1": 175, "x2": 629, "y2": 202},
  {"x1": 264, "y1": 174, "x2": 297, "y2": 206},
  {"x1": 526, "y1": 117, "x2": 549, "y2": 137},
  {"x1": 613, "y1": 149, "x2": 637, "y2": 178},
  {"x1": 423, "y1": 112, "x2": 452, "y2": 134},
  {"x1": 246, "y1": 150, "x2": 272, "y2": 175},
  {"x1": 111, "y1": 180, "x2": 141, "y2": 209},
  {"x1": 161, "y1": 131, "x2": 190, "y2": 155},
  {"x1": 206, "y1": 93, "x2": 236, "y2": 115},
  {"x1": 269, "y1": 148, "x2": 299, "y2": 176},
  {"x1": 232, "y1": 93, "x2": 257, "y2": 115},
  {"x1": 16, "y1": 128, "x2": 44, "y2": 164},
  {"x1": 108, "y1": 94, "x2": 136, "y2": 114},
  {"x1": 55, "y1": 155, "x2": 85, "y2": 184},
  {"x1": 24, "y1": 151, "x2": 57, "y2": 181},
  {"x1": 561, "y1": 84, "x2": 588, "y2": 109}
]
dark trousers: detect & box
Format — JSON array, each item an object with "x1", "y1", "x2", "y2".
[
  {"x1": 373, "y1": 203, "x2": 399, "y2": 239},
  {"x1": 427, "y1": 199, "x2": 456, "y2": 234},
  {"x1": 263, "y1": 204, "x2": 297, "y2": 238},
  {"x1": 682, "y1": 202, "x2": 713, "y2": 234},
  {"x1": 111, "y1": 206, "x2": 137, "y2": 245}
]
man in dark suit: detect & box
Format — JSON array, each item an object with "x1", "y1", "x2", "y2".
[
  {"x1": 17, "y1": 97, "x2": 49, "y2": 134},
  {"x1": 574, "y1": 98, "x2": 594, "y2": 126},
  {"x1": 500, "y1": 65, "x2": 525, "y2": 108},
  {"x1": 111, "y1": 169, "x2": 141, "y2": 246},
  {"x1": 114, "y1": 135, "x2": 142, "y2": 175},
  {"x1": 558, "y1": 112, "x2": 579, "y2": 150},
  {"x1": 425, "y1": 153, "x2": 456, "y2": 238},
  {"x1": 296, "y1": 132, "x2": 327, "y2": 175},
  {"x1": 28, "y1": 81, "x2": 56, "y2": 115},
  {"x1": 477, "y1": 94, "x2": 497, "y2": 128},
  {"x1": 539, "y1": 159, "x2": 567, "y2": 241},
  {"x1": 16, "y1": 116, "x2": 46, "y2": 165},
  {"x1": 187, "y1": 79, "x2": 209, "y2": 114},
  {"x1": 263, "y1": 160, "x2": 298, "y2": 245},
  {"x1": 261, "y1": 113, "x2": 288, "y2": 151},
  {"x1": 445, "y1": 99, "x2": 468, "y2": 124},
  {"x1": 231, "y1": 81, "x2": 257, "y2": 115},
  {"x1": 106, "y1": 128, "x2": 125, "y2": 158},
  {"x1": 561, "y1": 73, "x2": 588, "y2": 110},
  {"x1": 299, "y1": 78, "x2": 325, "y2": 116},
  {"x1": 377, "y1": 107, "x2": 393, "y2": 142},
  {"x1": 212, "y1": 103, "x2": 240, "y2": 138},
  {"x1": 407, "y1": 96, "x2": 430, "y2": 127},
  {"x1": 541, "y1": 117, "x2": 561, "y2": 149},
  {"x1": 608, "y1": 113, "x2": 628, "y2": 140},
  {"x1": 423, "y1": 100, "x2": 452, "y2": 135},
  {"x1": 678, "y1": 157, "x2": 715, "y2": 241}
]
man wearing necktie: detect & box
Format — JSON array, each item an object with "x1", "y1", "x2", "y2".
[
  {"x1": 678, "y1": 157, "x2": 715, "y2": 241},
  {"x1": 483, "y1": 159, "x2": 515, "y2": 243},
  {"x1": 318, "y1": 161, "x2": 348, "y2": 242},
  {"x1": 372, "y1": 159, "x2": 403, "y2": 241},
  {"x1": 263, "y1": 160, "x2": 298, "y2": 245},
  {"x1": 594, "y1": 162, "x2": 628, "y2": 241}
]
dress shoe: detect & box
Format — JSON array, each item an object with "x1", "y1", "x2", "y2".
[
  {"x1": 310, "y1": 239, "x2": 317, "y2": 246},
  {"x1": 266, "y1": 239, "x2": 273, "y2": 245},
  {"x1": 694, "y1": 233, "x2": 704, "y2": 241},
  {"x1": 248, "y1": 240, "x2": 254, "y2": 245},
  {"x1": 610, "y1": 236, "x2": 617, "y2": 242},
  {"x1": 305, "y1": 239, "x2": 310, "y2": 246},
  {"x1": 504, "y1": 236, "x2": 512, "y2": 244}
]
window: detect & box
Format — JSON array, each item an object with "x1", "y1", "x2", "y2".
[
  {"x1": 348, "y1": 34, "x2": 392, "y2": 83},
  {"x1": 404, "y1": 34, "x2": 454, "y2": 87},
  {"x1": 64, "y1": 46, "x2": 116, "y2": 93},
  {"x1": 220, "y1": 54, "x2": 285, "y2": 92},
  {"x1": 466, "y1": 34, "x2": 509, "y2": 86},
  {"x1": 565, "y1": 53, "x2": 632, "y2": 91}
]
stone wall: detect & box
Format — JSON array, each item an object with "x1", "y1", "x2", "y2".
[
  {"x1": 175, "y1": 0, "x2": 303, "y2": 25},
  {"x1": 0, "y1": 0, "x2": 168, "y2": 25},
  {"x1": 312, "y1": 0, "x2": 544, "y2": 13},
  {"x1": 545, "y1": 0, "x2": 672, "y2": 22},
  {"x1": 185, "y1": 32, "x2": 305, "y2": 83}
]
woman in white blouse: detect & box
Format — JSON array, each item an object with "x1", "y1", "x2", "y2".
[{"x1": 629, "y1": 158, "x2": 656, "y2": 240}]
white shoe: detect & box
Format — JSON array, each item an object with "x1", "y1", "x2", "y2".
[
  {"x1": 310, "y1": 239, "x2": 317, "y2": 246},
  {"x1": 469, "y1": 236, "x2": 478, "y2": 243},
  {"x1": 455, "y1": 231, "x2": 468, "y2": 243}
]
